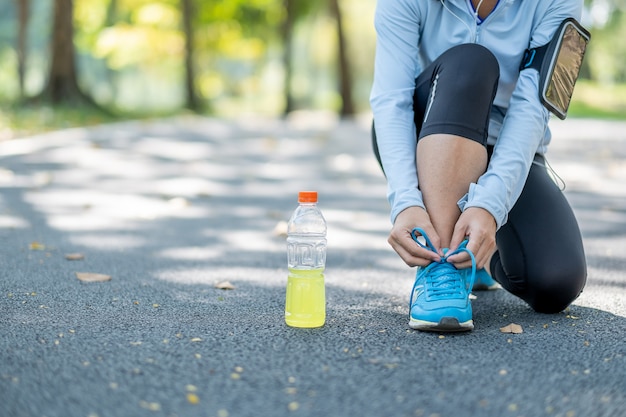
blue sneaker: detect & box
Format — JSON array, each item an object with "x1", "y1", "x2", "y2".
[
  {"x1": 408, "y1": 228, "x2": 476, "y2": 332},
  {"x1": 471, "y1": 268, "x2": 500, "y2": 291}
]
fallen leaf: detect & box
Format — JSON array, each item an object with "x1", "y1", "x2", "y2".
[
  {"x1": 76, "y1": 272, "x2": 111, "y2": 283},
  {"x1": 65, "y1": 253, "x2": 85, "y2": 261},
  {"x1": 33, "y1": 172, "x2": 53, "y2": 187},
  {"x1": 215, "y1": 281, "x2": 235, "y2": 290},
  {"x1": 187, "y1": 393, "x2": 200, "y2": 405},
  {"x1": 168, "y1": 197, "x2": 190, "y2": 208},
  {"x1": 273, "y1": 221, "x2": 288, "y2": 237},
  {"x1": 500, "y1": 323, "x2": 523, "y2": 334},
  {"x1": 139, "y1": 401, "x2": 161, "y2": 411},
  {"x1": 29, "y1": 241, "x2": 46, "y2": 250}
]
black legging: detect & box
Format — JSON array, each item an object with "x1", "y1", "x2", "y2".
[{"x1": 372, "y1": 43, "x2": 587, "y2": 313}]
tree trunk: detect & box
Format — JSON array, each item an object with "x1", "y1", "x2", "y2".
[
  {"x1": 36, "y1": 0, "x2": 92, "y2": 105},
  {"x1": 105, "y1": 0, "x2": 117, "y2": 25},
  {"x1": 181, "y1": 0, "x2": 200, "y2": 111},
  {"x1": 16, "y1": 0, "x2": 29, "y2": 98},
  {"x1": 329, "y1": 0, "x2": 354, "y2": 117},
  {"x1": 281, "y1": 0, "x2": 296, "y2": 116}
]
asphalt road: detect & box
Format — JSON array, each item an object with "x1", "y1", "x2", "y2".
[{"x1": 1, "y1": 114, "x2": 625, "y2": 417}]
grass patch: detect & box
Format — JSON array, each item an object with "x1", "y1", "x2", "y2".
[
  {"x1": 0, "y1": 102, "x2": 183, "y2": 140},
  {"x1": 568, "y1": 80, "x2": 626, "y2": 120},
  {"x1": 1, "y1": 80, "x2": 624, "y2": 140}
]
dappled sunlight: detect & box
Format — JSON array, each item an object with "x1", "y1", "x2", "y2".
[
  {"x1": 575, "y1": 203, "x2": 626, "y2": 238},
  {"x1": 68, "y1": 233, "x2": 148, "y2": 251},
  {"x1": 154, "y1": 264, "x2": 408, "y2": 300},
  {"x1": 2, "y1": 116, "x2": 624, "y2": 322},
  {"x1": 549, "y1": 119, "x2": 626, "y2": 198},
  {"x1": 325, "y1": 208, "x2": 390, "y2": 251},
  {"x1": 0, "y1": 214, "x2": 30, "y2": 229},
  {"x1": 157, "y1": 246, "x2": 226, "y2": 261},
  {"x1": 328, "y1": 153, "x2": 356, "y2": 172},
  {"x1": 575, "y1": 282, "x2": 626, "y2": 319},
  {"x1": 585, "y1": 236, "x2": 626, "y2": 260},
  {"x1": 155, "y1": 266, "x2": 283, "y2": 286},
  {"x1": 218, "y1": 230, "x2": 284, "y2": 252},
  {"x1": 23, "y1": 188, "x2": 209, "y2": 231},
  {"x1": 133, "y1": 137, "x2": 215, "y2": 161},
  {"x1": 551, "y1": 161, "x2": 626, "y2": 197},
  {"x1": 0, "y1": 116, "x2": 392, "y2": 274},
  {"x1": 151, "y1": 177, "x2": 227, "y2": 197},
  {"x1": 0, "y1": 128, "x2": 91, "y2": 157}
]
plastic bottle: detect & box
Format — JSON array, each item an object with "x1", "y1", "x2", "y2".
[{"x1": 285, "y1": 191, "x2": 327, "y2": 328}]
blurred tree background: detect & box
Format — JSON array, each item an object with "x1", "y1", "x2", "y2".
[{"x1": 0, "y1": 0, "x2": 625, "y2": 138}]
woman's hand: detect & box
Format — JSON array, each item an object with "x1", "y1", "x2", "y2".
[
  {"x1": 446, "y1": 207, "x2": 497, "y2": 269},
  {"x1": 388, "y1": 206, "x2": 442, "y2": 267}
]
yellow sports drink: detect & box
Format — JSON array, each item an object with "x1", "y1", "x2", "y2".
[
  {"x1": 285, "y1": 191, "x2": 327, "y2": 328},
  {"x1": 285, "y1": 268, "x2": 325, "y2": 328}
]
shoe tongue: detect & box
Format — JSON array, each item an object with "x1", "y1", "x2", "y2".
[{"x1": 431, "y1": 258, "x2": 460, "y2": 289}]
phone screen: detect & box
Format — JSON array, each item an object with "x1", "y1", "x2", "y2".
[{"x1": 543, "y1": 22, "x2": 590, "y2": 119}]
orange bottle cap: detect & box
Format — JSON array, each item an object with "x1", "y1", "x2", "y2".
[{"x1": 298, "y1": 191, "x2": 318, "y2": 203}]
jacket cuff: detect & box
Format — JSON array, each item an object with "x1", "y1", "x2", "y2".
[
  {"x1": 389, "y1": 188, "x2": 425, "y2": 224},
  {"x1": 457, "y1": 182, "x2": 508, "y2": 230}
]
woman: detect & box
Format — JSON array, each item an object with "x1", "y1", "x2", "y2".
[{"x1": 370, "y1": 0, "x2": 587, "y2": 331}]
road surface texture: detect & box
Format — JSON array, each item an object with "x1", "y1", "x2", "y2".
[{"x1": 1, "y1": 114, "x2": 625, "y2": 417}]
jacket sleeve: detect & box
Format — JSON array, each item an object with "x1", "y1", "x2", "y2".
[
  {"x1": 369, "y1": 0, "x2": 424, "y2": 224},
  {"x1": 459, "y1": 0, "x2": 583, "y2": 229}
]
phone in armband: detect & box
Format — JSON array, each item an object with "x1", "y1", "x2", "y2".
[{"x1": 520, "y1": 18, "x2": 591, "y2": 120}]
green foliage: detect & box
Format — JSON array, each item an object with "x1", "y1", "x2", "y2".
[
  {"x1": 1, "y1": 0, "x2": 625, "y2": 119},
  {"x1": 586, "y1": 8, "x2": 626, "y2": 83},
  {"x1": 0, "y1": 102, "x2": 124, "y2": 139},
  {"x1": 83, "y1": 1, "x2": 183, "y2": 69},
  {"x1": 569, "y1": 79, "x2": 626, "y2": 119}
]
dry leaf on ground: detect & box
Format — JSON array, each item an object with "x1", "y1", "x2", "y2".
[
  {"x1": 76, "y1": 272, "x2": 112, "y2": 283},
  {"x1": 500, "y1": 323, "x2": 523, "y2": 334},
  {"x1": 29, "y1": 241, "x2": 46, "y2": 250},
  {"x1": 273, "y1": 221, "x2": 288, "y2": 237},
  {"x1": 215, "y1": 281, "x2": 235, "y2": 290},
  {"x1": 65, "y1": 253, "x2": 85, "y2": 261},
  {"x1": 187, "y1": 393, "x2": 200, "y2": 405}
]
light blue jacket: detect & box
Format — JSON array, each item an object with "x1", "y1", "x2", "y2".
[{"x1": 370, "y1": 0, "x2": 583, "y2": 228}]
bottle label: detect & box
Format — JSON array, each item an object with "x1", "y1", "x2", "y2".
[{"x1": 287, "y1": 238, "x2": 326, "y2": 270}]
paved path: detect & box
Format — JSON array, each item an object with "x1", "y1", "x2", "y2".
[{"x1": 1, "y1": 115, "x2": 625, "y2": 417}]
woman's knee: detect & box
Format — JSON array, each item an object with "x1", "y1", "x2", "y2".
[
  {"x1": 438, "y1": 44, "x2": 500, "y2": 92},
  {"x1": 525, "y1": 265, "x2": 587, "y2": 313}
]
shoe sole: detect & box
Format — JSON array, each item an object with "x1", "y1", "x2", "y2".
[{"x1": 409, "y1": 317, "x2": 474, "y2": 332}]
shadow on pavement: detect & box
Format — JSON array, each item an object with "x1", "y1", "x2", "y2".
[{"x1": 1, "y1": 116, "x2": 625, "y2": 417}]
